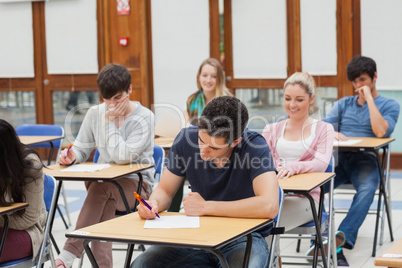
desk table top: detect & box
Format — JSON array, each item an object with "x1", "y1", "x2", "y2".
[
  {"x1": 19, "y1": 135, "x2": 64, "y2": 146},
  {"x1": 334, "y1": 137, "x2": 395, "y2": 150},
  {"x1": 278, "y1": 172, "x2": 335, "y2": 192},
  {"x1": 154, "y1": 137, "x2": 175, "y2": 149},
  {"x1": 0, "y1": 203, "x2": 29, "y2": 215},
  {"x1": 66, "y1": 212, "x2": 272, "y2": 249},
  {"x1": 44, "y1": 163, "x2": 154, "y2": 181},
  {"x1": 375, "y1": 239, "x2": 402, "y2": 267}
]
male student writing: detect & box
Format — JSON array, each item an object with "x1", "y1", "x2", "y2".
[
  {"x1": 323, "y1": 55, "x2": 400, "y2": 266},
  {"x1": 131, "y1": 96, "x2": 279, "y2": 268}
]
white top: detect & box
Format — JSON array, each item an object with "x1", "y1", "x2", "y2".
[{"x1": 276, "y1": 119, "x2": 317, "y2": 165}]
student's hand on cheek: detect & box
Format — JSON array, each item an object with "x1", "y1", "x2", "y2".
[
  {"x1": 113, "y1": 97, "x2": 129, "y2": 116},
  {"x1": 355, "y1": 85, "x2": 372, "y2": 102},
  {"x1": 183, "y1": 192, "x2": 206, "y2": 216}
]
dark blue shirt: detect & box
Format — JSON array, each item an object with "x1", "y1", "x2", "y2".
[
  {"x1": 166, "y1": 127, "x2": 276, "y2": 236},
  {"x1": 323, "y1": 95, "x2": 399, "y2": 137}
]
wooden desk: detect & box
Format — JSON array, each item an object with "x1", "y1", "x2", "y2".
[
  {"x1": 334, "y1": 137, "x2": 395, "y2": 256},
  {"x1": 333, "y1": 137, "x2": 395, "y2": 150},
  {"x1": 44, "y1": 163, "x2": 154, "y2": 257},
  {"x1": 375, "y1": 239, "x2": 402, "y2": 267},
  {"x1": 19, "y1": 135, "x2": 64, "y2": 146},
  {"x1": 154, "y1": 137, "x2": 174, "y2": 149},
  {"x1": 279, "y1": 172, "x2": 335, "y2": 268},
  {"x1": 19, "y1": 135, "x2": 64, "y2": 165},
  {"x1": 66, "y1": 212, "x2": 273, "y2": 268},
  {"x1": 0, "y1": 203, "x2": 29, "y2": 260}
]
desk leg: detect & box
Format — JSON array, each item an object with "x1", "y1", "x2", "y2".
[
  {"x1": 49, "y1": 180, "x2": 62, "y2": 254},
  {"x1": 372, "y1": 149, "x2": 394, "y2": 257},
  {"x1": 108, "y1": 181, "x2": 131, "y2": 214},
  {"x1": 300, "y1": 188, "x2": 328, "y2": 268},
  {"x1": 0, "y1": 215, "x2": 9, "y2": 261},
  {"x1": 46, "y1": 141, "x2": 55, "y2": 166},
  {"x1": 242, "y1": 233, "x2": 252, "y2": 268},
  {"x1": 327, "y1": 178, "x2": 335, "y2": 268},
  {"x1": 108, "y1": 173, "x2": 144, "y2": 214},
  {"x1": 206, "y1": 249, "x2": 229, "y2": 268},
  {"x1": 84, "y1": 240, "x2": 99, "y2": 268}
]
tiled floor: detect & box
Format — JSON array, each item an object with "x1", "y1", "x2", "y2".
[{"x1": 49, "y1": 171, "x2": 402, "y2": 267}]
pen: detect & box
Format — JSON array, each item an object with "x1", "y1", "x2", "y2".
[
  {"x1": 134, "y1": 192, "x2": 160, "y2": 218},
  {"x1": 64, "y1": 143, "x2": 73, "y2": 159}
]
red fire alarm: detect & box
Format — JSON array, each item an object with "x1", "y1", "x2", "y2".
[{"x1": 119, "y1": 37, "x2": 129, "y2": 46}]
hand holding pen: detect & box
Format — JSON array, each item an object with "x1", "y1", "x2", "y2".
[
  {"x1": 59, "y1": 143, "x2": 76, "y2": 165},
  {"x1": 134, "y1": 192, "x2": 160, "y2": 219}
]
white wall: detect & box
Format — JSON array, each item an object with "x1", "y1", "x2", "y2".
[
  {"x1": 231, "y1": 0, "x2": 287, "y2": 79},
  {"x1": 45, "y1": 0, "x2": 98, "y2": 74},
  {"x1": 0, "y1": 2, "x2": 34, "y2": 78},
  {"x1": 151, "y1": 0, "x2": 210, "y2": 137},
  {"x1": 361, "y1": 0, "x2": 402, "y2": 90},
  {"x1": 300, "y1": 0, "x2": 337, "y2": 75}
]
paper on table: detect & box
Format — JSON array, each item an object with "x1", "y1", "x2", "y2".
[
  {"x1": 333, "y1": 139, "x2": 362, "y2": 146},
  {"x1": 144, "y1": 215, "x2": 200, "y2": 229},
  {"x1": 382, "y1": 253, "x2": 402, "y2": 258},
  {"x1": 60, "y1": 164, "x2": 111, "y2": 172}
]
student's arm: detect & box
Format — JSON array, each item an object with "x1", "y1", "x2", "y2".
[
  {"x1": 183, "y1": 171, "x2": 279, "y2": 219},
  {"x1": 285, "y1": 122, "x2": 334, "y2": 175},
  {"x1": 356, "y1": 86, "x2": 389, "y2": 137},
  {"x1": 137, "y1": 169, "x2": 185, "y2": 219},
  {"x1": 106, "y1": 107, "x2": 154, "y2": 164}
]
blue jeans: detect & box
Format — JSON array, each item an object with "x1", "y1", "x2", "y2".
[
  {"x1": 131, "y1": 232, "x2": 269, "y2": 268},
  {"x1": 325, "y1": 151, "x2": 380, "y2": 248}
]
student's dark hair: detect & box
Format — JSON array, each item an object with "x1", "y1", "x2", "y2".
[
  {"x1": 198, "y1": 96, "x2": 248, "y2": 143},
  {"x1": 0, "y1": 119, "x2": 42, "y2": 208},
  {"x1": 97, "y1": 63, "x2": 131, "y2": 99},
  {"x1": 346, "y1": 55, "x2": 377, "y2": 81}
]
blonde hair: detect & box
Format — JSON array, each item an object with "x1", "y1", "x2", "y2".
[
  {"x1": 284, "y1": 72, "x2": 317, "y2": 114},
  {"x1": 196, "y1": 58, "x2": 232, "y2": 97}
]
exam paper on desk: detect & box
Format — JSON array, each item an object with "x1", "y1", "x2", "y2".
[
  {"x1": 144, "y1": 215, "x2": 200, "y2": 229},
  {"x1": 333, "y1": 139, "x2": 362, "y2": 146},
  {"x1": 60, "y1": 164, "x2": 111, "y2": 172}
]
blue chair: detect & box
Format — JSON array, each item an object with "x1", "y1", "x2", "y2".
[
  {"x1": 16, "y1": 124, "x2": 71, "y2": 230},
  {"x1": 0, "y1": 175, "x2": 58, "y2": 267},
  {"x1": 93, "y1": 144, "x2": 164, "y2": 183},
  {"x1": 15, "y1": 124, "x2": 64, "y2": 166},
  {"x1": 152, "y1": 145, "x2": 165, "y2": 182},
  {"x1": 279, "y1": 156, "x2": 336, "y2": 267}
]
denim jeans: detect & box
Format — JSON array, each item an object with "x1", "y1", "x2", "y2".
[
  {"x1": 131, "y1": 232, "x2": 269, "y2": 268},
  {"x1": 325, "y1": 151, "x2": 380, "y2": 248}
]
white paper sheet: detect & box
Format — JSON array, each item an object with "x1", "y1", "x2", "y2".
[
  {"x1": 144, "y1": 215, "x2": 200, "y2": 229},
  {"x1": 60, "y1": 164, "x2": 111, "y2": 172},
  {"x1": 334, "y1": 140, "x2": 362, "y2": 146},
  {"x1": 382, "y1": 253, "x2": 402, "y2": 258}
]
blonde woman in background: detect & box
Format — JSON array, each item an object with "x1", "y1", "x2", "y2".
[{"x1": 261, "y1": 72, "x2": 344, "y2": 263}]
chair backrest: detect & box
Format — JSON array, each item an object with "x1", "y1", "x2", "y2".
[
  {"x1": 153, "y1": 145, "x2": 165, "y2": 182},
  {"x1": 93, "y1": 148, "x2": 100, "y2": 163},
  {"x1": 15, "y1": 124, "x2": 64, "y2": 148},
  {"x1": 16, "y1": 124, "x2": 65, "y2": 165},
  {"x1": 325, "y1": 155, "x2": 335, "y2": 173},
  {"x1": 0, "y1": 175, "x2": 57, "y2": 267},
  {"x1": 94, "y1": 146, "x2": 165, "y2": 181}
]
